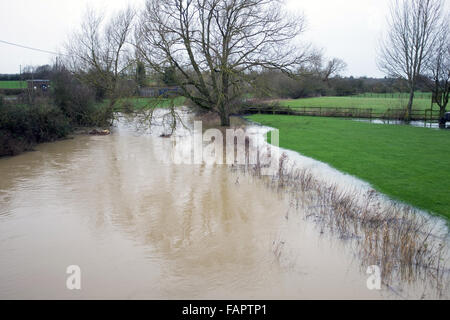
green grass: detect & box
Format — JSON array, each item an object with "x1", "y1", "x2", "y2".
[
  {"x1": 0, "y1": 81, "x2": 27, "y2": 89},
  {"x1": 109, "y1": 96, "x2": 186, "y2": 111},
  {"x1": 280, "y1": 95, "x2": 432, "y2": 113},
  {"x1": 130, "y1": 96, "x2": 186, "y2": 109},
  {"x1": 354, "y1": 92, "x2": 431, "y2": 99},
  {"x1": 247, "y1": 114, "x2": 450, "y2": 220}
]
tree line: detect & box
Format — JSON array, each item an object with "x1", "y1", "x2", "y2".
[
  {"x1": 379, "y1": 0, "x2": 449, "y2": 127},
  {"x1": 2, "y1": 0, "x2": 448, "y2": 128}
]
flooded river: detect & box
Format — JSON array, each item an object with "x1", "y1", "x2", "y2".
[{"x1": 0, "y1": 112, "x2": 448, "y2": 299}]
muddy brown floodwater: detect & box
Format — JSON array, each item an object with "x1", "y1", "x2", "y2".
[{"x1": 0, "y1": 112, "x2": 448, "y2": 299}]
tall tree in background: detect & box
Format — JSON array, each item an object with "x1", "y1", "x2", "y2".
[
  {"x1": 136, "y1": 60, "x2": 147, "y2": 88},
  {"x1": 136, "y1": 0, "x2": 313, "y2": 126},
  {"x1": 322, "y1": 58, "x2": 347, "y2": 86},
  {"x1": 162, "y1": 66, "x2": 177, "y2": 86},
  {"x1": 378, "y1": 0, "x2": 444, "y2": 121},
  {"x1": 65, "y1": 7, "x2": 136, "y2": 105},
  {"x1": 426, "y1": 18, "x2": 449, "y2": 128}
]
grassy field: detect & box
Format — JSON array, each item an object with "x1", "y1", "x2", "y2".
[
  {"x1": 126, "y1": 96, "x2": 185, "y2": 109},
  {"x1": 354, "y1": 92, "x2": 431, "y2": 99},
  {"x1": 109, "y1": 96, "x2": 186, "y2": 111},
  {"x1": 93, "y1": 96, "x2": 186, "y2": 112},
  {"x1": 280, "y1": 95, "x2": 432, "y2": 113},
  {"x1": 247, "y1": 114, "x2": 450, "y2": 220},
  {"x1": 0, "y1": 81, "x2": 27, "y2": 89}
]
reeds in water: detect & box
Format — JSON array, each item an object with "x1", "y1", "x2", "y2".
[{"x1": 234, "y1": 149, "x2": 449, "y2": 296}]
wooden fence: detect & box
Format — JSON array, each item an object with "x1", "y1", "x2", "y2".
[{"x1": 241, "y1": 105, "x2": 441, "y2": 122}]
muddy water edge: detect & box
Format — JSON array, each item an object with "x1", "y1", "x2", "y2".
[{"x1": 0, "y1": 111, "x2": 448, "y2": 299}]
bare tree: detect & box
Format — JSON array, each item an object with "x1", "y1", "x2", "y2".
[
  {"x1": 426, "y1": 18, "x2": 449, "y2": 128},
  {"x1": 322, "y1": 58, "x2": 347, "y2": 85},
  {"x1": 378, "y1": 0, "x2": 444, "y2": 121},
  {"x1": 136, "y1": 0, "x2": 313, "y2": 126},
  {"x1": 65, "y1": 7, "x2": 136, "y2": 107}
]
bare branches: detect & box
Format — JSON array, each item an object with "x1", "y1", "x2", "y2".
[
  {"x1": 65, "y1": 6, "x2": 136, "y2": 103},
  {"x1": 322, "y1": 58, "x2": 347, "y2": 83},
  {"x1": 136, "y1": 0, "x2": 314, "y2": 125},
  {"x1": 378, "y1": 0, "x2": 445, "y2": 120}
]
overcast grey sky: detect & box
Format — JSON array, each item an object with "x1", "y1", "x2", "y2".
[{"x1": 0, "y1": 0, "x2": 398, "y2": 77}]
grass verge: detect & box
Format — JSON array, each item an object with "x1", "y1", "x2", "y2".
[
  {"x1": 0, "y1": 81, "x2": 27, "y2": 89},
  {"x1": 247, "y1": 114, "x2": 450, "y2": 220}
]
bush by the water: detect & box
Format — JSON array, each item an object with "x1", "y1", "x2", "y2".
[
  {"x1": 0, "y1": 68, "x2": 115, "y2": 157},
  {"x1": 51, "y1": 69, "x2": 113, "y2": 127},
  {"x1": 0, "y1": 102, "x2": 71, "y2": 156}
]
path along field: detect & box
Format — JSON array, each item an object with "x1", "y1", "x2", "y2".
[
  {"x1": 247, "y1": 114, "x2": 450, "y2": 220},
  {"x1": 279, "y1": 95, "x2": 432, "y2": 113},
  {"x1": 0, "y1": 81, "x2": 27, "y2": 89}
]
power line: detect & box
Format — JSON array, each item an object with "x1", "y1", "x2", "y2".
[{"x1": 0, "y1": 39, "x2": 63, "y2": 56}]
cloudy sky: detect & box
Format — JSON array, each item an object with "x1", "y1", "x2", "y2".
[{"x1": 0, "y1": 0, "x2": 394, "y2": 77}]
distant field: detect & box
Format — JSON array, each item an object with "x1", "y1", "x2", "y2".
[
  {"x1": 0, "y1": 81, "x2": 27, "y2": 89},
  {"x1": 280, "y1": 95, "x2": 432, "y2": 113},
  {"x1": 124, "y1": 96, "x2": 186, "y2": 109},
  {"x1": 354, "y1": 92, "x2": 432, "y2": 99}
]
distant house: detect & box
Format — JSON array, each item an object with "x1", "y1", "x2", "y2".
[
  {"x1": 139, "y1": 86, "x2": 181, "y2": 98},
  {"x1": 27, "y1": 80, "x2": 50, "y2": 92}
]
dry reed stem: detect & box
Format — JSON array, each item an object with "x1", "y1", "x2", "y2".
[{"x1": 234, "y1": 149, "x2": 449, "y2": 296}]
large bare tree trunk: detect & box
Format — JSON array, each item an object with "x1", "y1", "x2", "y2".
[
  {"x1": 425, "y1": 14, "x2": 449, "y2": 129},
  {"x1": 220, "y1": 114, "x2": 230, "y2": 127},
  {"x1": 219, "y1": 107, "x2": 230, "y2": 127},
  {"x1": 438, "y1": 108, "x2": 446, "y2": 129},
  {"x1": 406, "y1": 88, "x2": 415, "y2": 122}
]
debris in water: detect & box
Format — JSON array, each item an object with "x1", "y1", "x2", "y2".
[{"x1": 89, "y1": 129, "x2": 111, "y2": 136}]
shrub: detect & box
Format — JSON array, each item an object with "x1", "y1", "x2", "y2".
[
  {"x1": 89, "y1": 102, "x2": 115, "y2": 127},
  {"x1": 0, "y1": 89, "x2": 25, "y2": 96},
  {"x1": 0, "y1": 102, "x2": 71, "y2": 156},
  {"x1": 121, "y1": 99, "x2": 134, "y2": 114},
  {"x1": 51, "y1": 69, "x2": 99, "y2": 126},
  {"x1": 51, "y1": 68, "x2": 115, "y2": 127}
]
